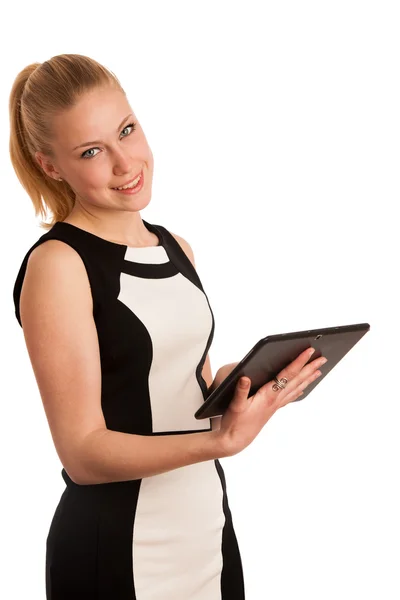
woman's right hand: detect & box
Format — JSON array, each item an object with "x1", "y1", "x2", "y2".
[{"x1": 215, "y1": 347, "x2": 328, "y2": 457}]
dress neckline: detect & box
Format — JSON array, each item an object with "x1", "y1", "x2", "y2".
[{"x1": 53, "y1": 220, "x2": 164, "y2": 250}]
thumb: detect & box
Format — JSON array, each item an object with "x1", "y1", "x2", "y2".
[{"x1": 229, "y1": 377, "x2": 251, "y2": 413}]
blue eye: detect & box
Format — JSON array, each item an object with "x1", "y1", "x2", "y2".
[
  {"x1": 121, "y1": 123, "x2": 136, "y2": 137},
  {"x1": 81, "y1": 122, "x2": 137, "y2": 159}
]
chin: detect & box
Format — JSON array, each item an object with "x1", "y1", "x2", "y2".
[{"x1": 115, "y1": 192, "x2": 152, "y2": 212}]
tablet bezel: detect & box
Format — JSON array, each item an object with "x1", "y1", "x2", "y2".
[{"x1": 195, "y1": 322, "x2": 370, "y2": 420}]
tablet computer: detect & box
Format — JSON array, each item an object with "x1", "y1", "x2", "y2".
[{"x1": 195, "y1": 322, "x2": 370, "y2": 420}]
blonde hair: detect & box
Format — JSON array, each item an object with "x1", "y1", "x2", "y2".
[{"x1": 8, "y1": 53, "x2": 124, "y2": 230}]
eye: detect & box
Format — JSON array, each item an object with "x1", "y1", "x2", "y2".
[
  {"x1": 81, "y1": 122, "x2": 137, "y2": 159},
  {"x1": 120, "y1": 122, "x2": 136, "y2": 137},
  {"x1": 81, "y1": 148, "x2": 99, "y2": 159}
]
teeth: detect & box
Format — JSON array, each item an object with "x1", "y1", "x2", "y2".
[{"x1": 114, "y1": 174, "x2": 141, "y2": 190}]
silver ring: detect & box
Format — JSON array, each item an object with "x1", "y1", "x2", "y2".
[{"x1": 272, "y1": 377, "x2": 288, "y2": 392}]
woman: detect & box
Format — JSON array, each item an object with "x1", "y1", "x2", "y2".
[{"x1": 9, "y1": 53, "x2": 326, "y2": 599}]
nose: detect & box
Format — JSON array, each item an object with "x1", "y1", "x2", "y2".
[{"x1": 112, "y1": 149, "x2": 132, "y2": 176}]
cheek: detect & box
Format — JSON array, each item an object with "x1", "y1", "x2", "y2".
[
  {"x1": 130, "y1": 133, "x2": 153, "y2": 162},
  {"x1": 80, "y1": 165, "x2": 109, "y2": 189},
  {"x1": 144, "y1": 145, "x2": 154, "y2": 174},
  {"x1": 148, "y1": 147, "x2": 154, "y2": 168}
]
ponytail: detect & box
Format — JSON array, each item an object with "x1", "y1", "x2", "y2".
[{"x1": 8, "y1": 54, "x2": 123, "y2": 230}]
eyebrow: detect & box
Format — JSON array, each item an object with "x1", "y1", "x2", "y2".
[{"x1": 72, "y1": 114, "x2": 133, "y2": 151}]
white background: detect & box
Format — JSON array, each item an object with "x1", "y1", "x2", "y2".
[{"x1": 1, "y1": 1, "x2": 398, "y2": 598}]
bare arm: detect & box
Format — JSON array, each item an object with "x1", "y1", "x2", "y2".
[
  {"x1": 79, "y1": 427, "x2": 223, "y2": 485},
  {"x1": 20, "y1": 240, "x2": 226, "y2": 487}
]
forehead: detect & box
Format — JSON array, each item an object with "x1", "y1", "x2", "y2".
[{"x1": 51, "y1": 87, "x2": 133, "y2": 146}]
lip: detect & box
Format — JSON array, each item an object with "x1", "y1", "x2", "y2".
[{"x1": 111, "y1": 170, "x2": 143, "y2": 189}]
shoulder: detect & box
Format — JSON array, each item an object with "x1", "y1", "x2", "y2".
[
  {"x1": 27, "y1": 238, "x2": 88, "y2": 273},
  {"x1": 23, "y1": 239, "x2": 94, "y2": 309},
  {"x1": 169, "y1": 232, "x2": 196, "y2": 269}
]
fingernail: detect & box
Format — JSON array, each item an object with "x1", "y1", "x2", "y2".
[{"x1": 309, "y1": 348, "x2": 315, "y2": 356}]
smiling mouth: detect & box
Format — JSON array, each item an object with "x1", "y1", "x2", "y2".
[{"x1": 111, "y1": 171, "x2": 143, "y2": 190}]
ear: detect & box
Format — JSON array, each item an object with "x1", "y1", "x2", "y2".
[{"x1": 35, "y1": 151, "x2": 62, "y2": 182}]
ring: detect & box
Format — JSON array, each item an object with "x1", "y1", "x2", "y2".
[{"x1": 272, "y1": 377, "x2": 288, "y2": 392}]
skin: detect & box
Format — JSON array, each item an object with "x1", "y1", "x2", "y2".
[
  {"x1": 217, "y1": 348, "x2": 328, "y2": 457},
  {"x1": 34, "y1": 85, "x2": 219, "y2": 424},
  {"x1": 33, "y1": 86, "x2": 327, "y2": 449},
  {"x1": 35, "y1": 85, "x2": 158, "y2": 248}
]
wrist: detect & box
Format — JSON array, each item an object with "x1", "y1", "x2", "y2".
[{"x1": 208, "y1": 428, "x2": 232, "y2": 459}]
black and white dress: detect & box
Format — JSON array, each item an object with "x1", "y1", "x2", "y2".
[{"x1": 13, "y1": 220, "x2": 246, "y2": 600}]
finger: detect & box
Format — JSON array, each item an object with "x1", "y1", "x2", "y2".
[
  {"x1": 266, "y1": 347, "x2": 316, "y2": 396},
  {"x1": 299, "y1": 356, "x2": 327, "y2": 380},
  {"x1": 228, "y1": 377, "x2": 251, "y2": 414},
  {"x1": 279, "y1": 347, "x2": 317, "y2": 383},
  {"x1": 273, "y1": 354, "x2": 327, "y2": 396},
  {"x1": 282, "y1": 369, "x2": 322, "y2": 405}
]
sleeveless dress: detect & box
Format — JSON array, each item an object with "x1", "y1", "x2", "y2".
[{"x1": 12, "y1": 219, "x2": 246, "y2": 600}]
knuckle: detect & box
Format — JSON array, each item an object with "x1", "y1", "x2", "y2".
[
  {"x1": 278, "y1": 368, "x2": 295, "y2": 384},
  {"x1": 297, "y1": 381, "x2": 306, "y2": 395},
  {"x1": 265, "y1": 388, "x2": 278, "y2": 408},
  {"x1": 285, "y1": 367, "x2": 297, "y2": 380},
  {"x1": 301, "y1": 365, "x2": 314, "y2": 379}
]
